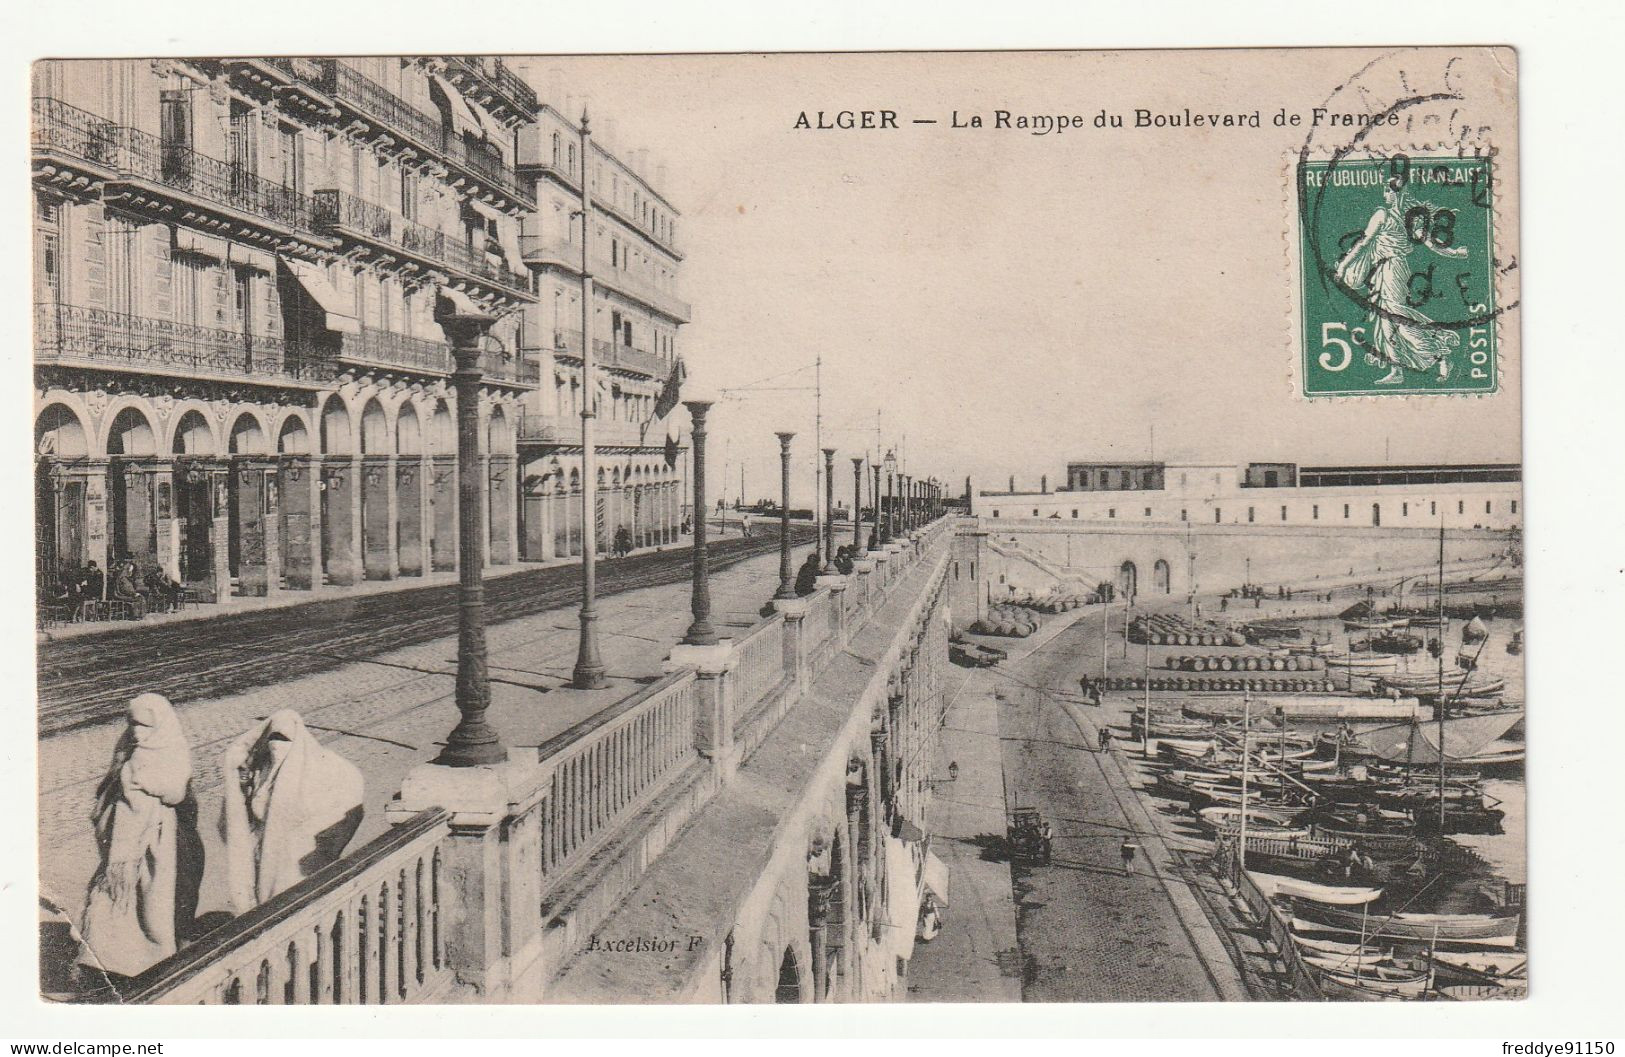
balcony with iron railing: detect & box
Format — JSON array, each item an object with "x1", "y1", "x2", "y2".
[
  {"x1": 312, "y1": 189, "x2": 447, "y2": 265},
  {"x1": 441, "y1": 235, "x2": 534, "y2": 299},
  {"x1": 539, "y1": 327, "x2": 671, "y2": 381},
  {"x1": 520, "y1": 233, "x2": 690, "y2": 323},
  {"x1": 301, "y1": 60, "x2": 533, "y2": 210},
  {"x1": 517, "y1": 411, "x2": 653, "y2": 449},
  {"x1": 438, "y1": 130, "x2": 534, "y2": 208},
  {"x1": 35, "y1": 301, "x2": 330, "y2": 385},
  {"x1": 32, "y1": 97, "x2": 328, "y2": 244},
  {"x1": 443, "y1": 56, "x2": 539, "y2": 119},
  {"x1": 320, "y1": 324, "x2": 453, "y2": 375}
]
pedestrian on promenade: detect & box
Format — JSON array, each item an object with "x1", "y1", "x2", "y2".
[
  {"x1": 77, "y1": 693, "x2": 202, "y2": 982},
  {"x1": 221, "y1": 710, "x2": 365, "y2": 914},
  {"x1": 1120, "y1": 839, "x2": 1139, "y2": 875},
  {"x1": 795, "y1": 550, "x2": 822, "y2": 596},
  {"x1": 1098, "y1": 726, "x2": 1112, "y2": 752}
]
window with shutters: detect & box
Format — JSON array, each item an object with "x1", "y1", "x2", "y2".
[
  {"x1": 159, "y1": 90, "x2": 193, "y2": 186},
  {"x1": 229, "y1": 102, "x2": 255, "y2": 196},
  {"x1": 35, "y1": 202, "x2": 61, "y2": 302}
]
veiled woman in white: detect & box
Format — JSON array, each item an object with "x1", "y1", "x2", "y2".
[
  {"x1": 77, "y1": 693, "x2": 203, "y2": 980},
  {"x1": 220, "y1": 710, "x2": 365, "y2": 914},
  {"x1": 1334, "y1": 178, "x2": 1469, "y2": 384}
]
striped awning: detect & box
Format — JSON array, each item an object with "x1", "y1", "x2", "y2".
[
  {"x1": 282, "y1": 260, "x2": 360, "y2": 335},
  {"x1": 430, "y1": 74, "x2": 480, "y2": 140},
  {"x1": 228, "y1": 242, "x2": 278, "y2": 273},
  {"x1": 172, "y1": 228, "x2": 227, "y2": 260}
]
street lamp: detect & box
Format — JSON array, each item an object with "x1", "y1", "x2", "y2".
[
  {"x1": 774, "y1": 432, "x2": 796, "y2": 600},
  {"x1": 882, "y1": 450, "x2": 897, "y2": 543},
  {"x1": 572, "y1": 106, "x2": 607, "y2": 691},
  {"x1": 433, "y1": 297, "x2": 504, "y2": 767}
]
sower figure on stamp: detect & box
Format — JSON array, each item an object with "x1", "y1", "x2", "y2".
[
  {"x1": 220, "y1": 710, "x2": 365, "y2": 914},
  {"x1": 1335, "y1": 177, "x2": 1469, "y2": 385}
]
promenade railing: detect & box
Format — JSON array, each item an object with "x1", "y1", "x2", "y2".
[
  {"x1": 126, "y1": 809, "x2": 453, "y2": 1005},
  {"x1": 123, "y1": 515, "x2": 952, "y2": 1004},
  {"x1": 534, "y1": 671, "x2": 699, "y2": 884}
]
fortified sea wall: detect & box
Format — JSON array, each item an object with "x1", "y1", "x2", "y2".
[{"x1": 949, "y1": 518, "x2": 1517, "y2": 627}]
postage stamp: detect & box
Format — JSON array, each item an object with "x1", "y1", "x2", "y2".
[{"x1": 1297, "y1": 152, "x2": 1499, "y2": 397}]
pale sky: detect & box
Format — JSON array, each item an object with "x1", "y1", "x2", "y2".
[{"x1": 518, "y1": 49, "x2": 1520, "y2": 507}]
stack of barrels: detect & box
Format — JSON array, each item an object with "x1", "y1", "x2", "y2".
[{"x1": 970, "y1": 604, "x2": 1041, "y2": 638}]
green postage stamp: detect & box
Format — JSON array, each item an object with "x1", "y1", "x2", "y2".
[{"x1": 1297, "y1": 154, "x2": 1498, "y2": 397}]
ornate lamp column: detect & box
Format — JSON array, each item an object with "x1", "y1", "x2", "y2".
[
  {"x1": 682, "y1": 400, "x2": 717, "y2": 646},
  {"x1": 901, "y1": 474, "x2": 911, "y2": 533},
  {"x1": 882, "y1": 452, "x2": 896, "y2": 543},
  {"x1": 774, "y1": 432, "x2": 797, "y2": 600},
  {"x1": 868, "y1": 463, "x2": 882, "y2": 551},
  {"x1": 850, "y1": 457, "x2": 865, "y2": 549},
  {"x1": 434, "y1": 303, "x2": 504, "y2": 767},
  {"x1": 572, "y1": 106, "x2": 607, "y2": 690},
  {"x1": 821, "y1": 447, "x2": 837, "y2": 573}
]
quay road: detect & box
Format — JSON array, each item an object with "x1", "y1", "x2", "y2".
[
  {"x1": 990, "y1": 608, "x2": 1249, "y2": 1002},
  {"x1": 36, "y1": 530, "x2": 813, "y2": 739}
]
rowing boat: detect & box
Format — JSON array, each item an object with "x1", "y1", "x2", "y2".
[
  {"x1": 1248, "y1": 870, "x2": 1382, "y2": 905},
  {"x1": 1291, "y1": 902, "x2": 1522, "y2": 946}
]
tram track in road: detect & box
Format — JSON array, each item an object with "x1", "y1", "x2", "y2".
[{"x1": 36, "y1": 530, "x2": 813, "y2": 739}]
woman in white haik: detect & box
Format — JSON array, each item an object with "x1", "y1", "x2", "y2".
[
  {"x1": 77, "y1": 693, "x2": 203, "y2": 980},
  {"x1": 1334, "y1": 177, "x2": 1469, "y2": 385},
  {"x1": 220, "y1": 709, "x2": 365, "y2": 914}
]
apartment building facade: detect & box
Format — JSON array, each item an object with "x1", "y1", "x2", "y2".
[
  {"x1": 514, "y1": 88, "x2": 691, "y2": 561},
  {"x1": 32, "y1": 55, "x2": 542, "y2": 600}
]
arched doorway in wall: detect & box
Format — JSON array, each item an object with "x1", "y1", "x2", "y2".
[
  {"x1": 35, "y1": 403, "x2": 92, "y2": 572},
  {"x1": 105, "y1": 405, "x2": 161, "y2": 571},
  {"x1": 172, "y1": 410, "x2": 222, "y2": 592},
  {"x1": 227, "y1": 412, "x2": 269, "y2": 582},
  {"x1": 1119, "y1": 560, "x2": 1138, "y2": 600},
  {"x1": 774, "y1": 947, "x2": 804, "y2": 1003},
  {"x1": 1152, "y1": 558, "x2": 1171, "y2": 594},
  {"x1": 318, "y1": 396, "x2": 353, "y2": 580},
  {"x1": 1371, "y1": 502, "x2": 1382, "y2": 527}
]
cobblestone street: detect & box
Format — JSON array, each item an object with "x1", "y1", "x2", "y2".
[{"x1": 993, "y1": 607, "x2": 1249, "y2": 1002}]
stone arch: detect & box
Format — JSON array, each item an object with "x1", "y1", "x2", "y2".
[
  {"x1": 773, "y1": 946, "x2": 805, "y2": 1003},
  {"x1": 228, "y1": 411, "x2": 270, "y2": 455},
  {"x1": 358, "y1": 397, "x2": 389, "y2": 455},
  {"x1": 427, "y1": 400, "x2": 454, "y2": 456},
  {"x1": 171, "y1": 409, "x2": 218, "y2": 455},
  {"x1": 396, "y1": 402, "x2": 423, "y2": 456},
  {"x1": 320, "y1": 395, "x2": 354, "y2": 455},
  {"x1": 35, "y1": 402, "x2": 90, "y2": 459},
  {"x1": 485, "y1": 404, "x2": 512, "y2": 454},
  {"x1": 569, "y1": 467, "x2": 581, "y2": 491},
  {"x1": 105, "y1": 405, "x2": 159, "y2": 459},
  {"x1": 1152, "y1": 558, "x2": 1171, "y2": 595},
  {"x1": 276, "y1": 411, "x2": 312, "y2": 454},
  {"x1": 1118, "y1": 560, "x2": 1138, "y2": 599}
]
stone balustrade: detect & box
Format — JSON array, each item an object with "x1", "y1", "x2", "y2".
[
  {"x1": 126, "y1": 808, "x2": 454, "y2": 1005},
  {"x1": 129, "y1": 515, "x2": 951, "y2": 1004}
]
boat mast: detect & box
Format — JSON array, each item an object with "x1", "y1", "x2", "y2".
[
  {"x1": 1239, "y1": 687, "x2": 1251, "y2": 871},
  {"x1": 1142, "y1": 633, "x2": 1152, "y2": 759},
  {"x1": 1437, "y1": 515, "x2": 1447, "y2": 833}
]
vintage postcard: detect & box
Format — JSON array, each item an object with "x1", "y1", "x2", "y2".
[{"x1": 30, "y1": 47, "x2": 1522, "y2": 1007}]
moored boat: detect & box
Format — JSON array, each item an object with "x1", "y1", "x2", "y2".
[
  {"x1": 1291, "y1": 901, "x2": 1522, "y2": 946},
  {"x1": 1249, "y1": 870, "x2": 1382, "y2": 905}
]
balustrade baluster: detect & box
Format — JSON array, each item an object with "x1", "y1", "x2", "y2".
[
  {"x1": 379, "y1": 880, "x2": 398, "y2": 1002},
  {"x1": 405, "y1": 860, "x2": 422, "y2": 990}
]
